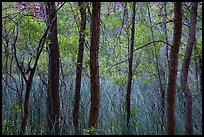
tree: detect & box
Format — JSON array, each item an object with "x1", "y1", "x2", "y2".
[
  {"x1": 180, "y1": 2, "x2": 198, "y2": 135},
  {"x1": 2, "y1": 3, "x2": 50, "y2": 135},
  {"x1": 2, "y1": 2, "x2": 202, "y2": 135},
  {"x1": 89, "y1": 2, "x2": 101, "y2": 130},
  {"x1": 73, "y1": 2, "x2": 87, "y2": 135},
  {"x1": 167, "y1": 2, "x2": 182, "y2": 135},
  {"x1": 146, "y1": 3, "x2": 165, "y2": 132},
  {"x1": 126, "y1": 2, "x2": 136, "y2": 129},
  {"x1": 163, "y1": 3, "x2": 170, "y2": 70},
  {"x1": 46, "y1": 2, "x2": 60, "y2": 135},
  {"x1": 18, "y1": 22, "x2": 50, "y2": 135}
]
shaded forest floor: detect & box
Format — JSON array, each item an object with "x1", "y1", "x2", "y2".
[{"x1": 2, "y1": 76, "x2": 202, "y2": 135}]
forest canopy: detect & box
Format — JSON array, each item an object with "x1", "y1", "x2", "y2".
[{"x1": 2, "y1": 2, "x2": 202, "y2": 135}]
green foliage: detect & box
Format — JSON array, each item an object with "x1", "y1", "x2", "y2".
[
  {"x1": 192, "y1": 92, "x2": 198, "y2": 96},
  {"x1": 145, "y1": 89, "x2": 151, "y2": 94},
  {"x1": 83, "y1": 127, "x2": 97, "y2": 135},
  {"x1": 113, "y1": 76, "x2": 126, "y2": 85},
  {"x1": 3, "y1": 103, "x2": 22, "y2": 135},
  {"x1": 4, "y1": 121, "x2": 19, "y2": 135},
  {"x1": 18, "y1": 16, "x2": 46, "y2": 49},
  {"x1": 143, "y1": 77, "x2": 152, "y2": 85},
  {"x1": 11, "y1": 104, "x2": 22, "y2": 114},
  {"x1": 38, "y1": 52, "x2": 48, "y2": 71},
  {"x1": 131, "y1": 107, "x2": 141, "y2": 117},
  {"x1": 2, "y1": 2, "x2": 202, "y2": 135}
]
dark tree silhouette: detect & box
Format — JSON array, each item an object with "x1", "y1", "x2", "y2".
[
  {"x1": 89, "y1": 2, "x2": 101, "y2": 130},
  {"x1": 46, "y1": 2, "x2": 60, "y2": 135},
  {"x1": 167, "y1": 2, "x2": 182, "y2": 135},
  {"x1": 126, "y1": 2, "x2": 136, "y2": 129},
  {"x1": 180, "y1": 2, "x2": 198, "y2": 135},
  {"x1": 73, "y1": 2, "x2": 87, "y2": 135}
]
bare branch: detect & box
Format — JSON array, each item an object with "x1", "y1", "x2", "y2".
[
  {"x1": 12, "y1": 19, "x2": 28, "y2": 82},
  {"x1": 56, "y1": 2, "x2": 66, "y2": 12},
  {"x1": 106, "y1": 40, "x2": 172, "y2": 70}
]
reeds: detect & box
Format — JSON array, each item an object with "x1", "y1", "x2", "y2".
[{"x1": 2, "y1": 76, "x2": 202, "y2": 135}]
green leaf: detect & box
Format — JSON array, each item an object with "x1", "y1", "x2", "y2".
[
  {"x1": 47, "y1": 40, "x2": 51, "y2": 45},
  {"x1": 192, "y1": 92, "x2": 198, "y2": 95},
  {"x1": 146, "y1": 89, "x2": 151, "y2": 94},
  {"x1": 143, "y1": 77, "x2": 152, "y2": 85},
  {"x1": 83, "y1": 127, "x2": 97, "y2": 135}
]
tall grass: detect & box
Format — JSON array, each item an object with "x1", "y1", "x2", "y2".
[{"x1": 2, "y1": 76, "x2": 202, "y2": 135}]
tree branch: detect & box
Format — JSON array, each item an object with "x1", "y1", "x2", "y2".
[
  {"x1": 56, "y1": 2, "x2": 66, "y2": 12},
  {"x1": 106, "y1": 40, "x2": 172, "y2": 70}
]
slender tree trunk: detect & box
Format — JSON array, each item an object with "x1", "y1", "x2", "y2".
[
  {"x1": 3, "y1": 35, "x2": 9, "y2": 82},
  {"x1": 11, "y1": 24, "x2": 35, "y2": 135},
  {"x1": 147, "y1": 4, "x2": 165, "y2": 132},
  {"x1": 126, "y1": 2, "x2": 136, "y2": 129},
  {"x1": 163, "y1": 6, "x2": 170, "y2": 122},
  {"x1": 4, "y1": 2, "x2": 50, "y2": 135},
  {"x1": 73, "y1": 2, "x2": 86, "y2": 135},
  {"x1": 167, "y1": 2, "x2": 182, "y2": 135},
  {"x1": 180, "y1": 2, "x2": 198, "y2": 135},
  {"x1": 163, "y1": 2, "x2": 169, "y2": 106},
  {"x1": 89, "y1": 2, "x2": 101, "y2": 129},
  {"x1": 20, "y1": 73, "x2": 34, "y2": 135},
  {"x1": 46, "y1": 2, "x2": 60, "y2": 135},
  {"x1": 163, "y1": 3, "x2": 170, "y2": 70},
  {"x1": 18, "y1": 37, "x2": 47, "y2": 135}
]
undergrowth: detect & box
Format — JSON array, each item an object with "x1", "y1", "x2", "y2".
[{"x1": 2, "y1": 76, "x2": 202, "y2": 135}]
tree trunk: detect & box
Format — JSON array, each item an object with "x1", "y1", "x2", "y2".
[
  {"x1": 163, "y1": 3, "x2": 170, "y2": 70},
  {"x1": 20, "y1": 74, "x2": 34, "y2": 135},
  {"x1": 73, "y1": 2, "x2": 86, "y2": 135},
  {"x1": 180, "y1": 2, "x2": 198, "y2": 135},
  {"x1": 46, "y1": 2, "x2": 60, "y2": 135},
  {"x1": 167, "y1": 2, "x2": 182, "y2": 135},
  {"x1": 126, "y1": 2, "x2": 136, "y2": 129},
  {"x1": 147, "y1": 4, "x2": 165, "y2": 132},
  {"x1": 11, "y1": 24, "x2": 40, "y2": 135},
  {"x1": 89, "y1": 2, "x2": 101, "y2": 129}
]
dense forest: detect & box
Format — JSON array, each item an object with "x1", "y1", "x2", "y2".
[{"x1": 2, "y1": 2, "x2": 202, "y2": 135}]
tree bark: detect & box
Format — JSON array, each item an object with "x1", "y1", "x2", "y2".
[
  {"x1": 180, "y1": 2, "x2": 198, "y2": 135},
  {"x1": 126, "y1": 2, "x2": 136, "y2": 129},
  {"x1": 73, "y1": 2, "x2": 86, "y2": 135},
  {"x1": 46, "y1": 2, "x2": 60, "y2": 135},
  {"x1": 167, "y1": 2, "x2": 182, "y2": 135},
  {"x1": 20, "y1": 73, "x2": 34, "y2": 135},
  {"x1": 89, "y1": 2, "x2": 101, "y2": 129}
]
